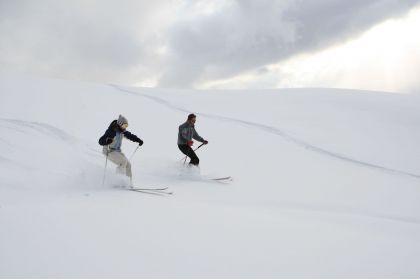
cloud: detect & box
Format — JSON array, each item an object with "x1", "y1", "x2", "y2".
[
  {"x1": 158, "y1": 0, "x2": 420, "y2": 87},
  {"x1": 0, "y1": 0, "x2": 419, "y2": 89},
  {"x1": 200, "y1": 6, "x2": 420, "y2": 94},
  {"x1": 0, "y1": 0, "x2": 176, "y2": 83}
]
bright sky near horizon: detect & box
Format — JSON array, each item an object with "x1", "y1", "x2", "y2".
[
  {"x1": 201, "y1": 6, "x2": 420, "y2": 93},
  {"x1": 1, "y1": 0, "x2": 419, "y2": 93}
]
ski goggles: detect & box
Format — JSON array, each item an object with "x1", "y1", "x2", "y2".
[{"x1": 120, "y1": 123, "x2": 128, "y2": 129}]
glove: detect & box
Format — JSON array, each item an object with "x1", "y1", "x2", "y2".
[
  {"x1": 187, "y1": 140, "x2": 194, "y2": 146},
  {"x1": 105, "y1": 138, "x2": 113, "y2": 145},
  {"x1": 203, "y1": 140, "x2": 208, "y2": 145},
  {"x1": 138, "y1": 139, "x2": 144, "y2": 146}
]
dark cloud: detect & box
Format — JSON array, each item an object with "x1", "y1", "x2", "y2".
[{"x1": 158, "y1": 0, "x2": 420, "y2": 87}]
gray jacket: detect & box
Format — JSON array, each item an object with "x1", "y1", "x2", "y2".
[{"x1": 178, "y1": 121, "x2": 204, "y2": 145}]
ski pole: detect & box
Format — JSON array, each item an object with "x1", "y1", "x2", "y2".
[
  {"x1": 183, "y1": 142, "x2": 205, "y2": 164},
  {"x1": 129, "y1": 145, "x2": 140, "y2": 161},
  {"x1": 102, "y1": 148, "x2": 109, "y2": 186}
]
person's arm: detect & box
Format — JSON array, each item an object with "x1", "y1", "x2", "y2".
[
  {"x1": 123, "y1": 131, "x2": 143, "y2": 145},
  {"x1": 192, "y1": 128, "x2": 205, "y2": 142},
  {"x1": 98, "y1": 129, "x2": 114, "y2": 146}
]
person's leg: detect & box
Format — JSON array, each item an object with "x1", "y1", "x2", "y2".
[
  {"x1": 178, "y1": 144, "x2": 200, "y2": 166},
  {"x1": 188, "y1": 150, "x2": 199, "y2": 166},
  {"x1": 122, "y1": 153, "x2": 132, "y2": 178},
  {"x1": 178, "y1": 144, "x2": 189, "y2": 156},
  {"x1": 107, "y1": 151, "x2": 132, "y2": 178}
]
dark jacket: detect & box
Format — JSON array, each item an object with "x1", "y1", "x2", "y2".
[
  {"x1": 178, "y1": 121, "x2": 204, "y2": 145},
  {"x1": 98, "y1": 120, "x2": 142, "y2": 148}
]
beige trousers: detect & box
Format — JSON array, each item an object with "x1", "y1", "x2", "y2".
[{"x1": 103, "y1": 148, "x2": 132, "y2": 178}]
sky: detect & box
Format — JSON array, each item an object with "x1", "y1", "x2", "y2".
[{"x1": 1, "y1": 0, "x2": 420, "y2": 93}]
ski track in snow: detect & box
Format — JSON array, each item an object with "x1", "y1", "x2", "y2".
[
  {"x1": 0, "y1": 155, "x2": 13, "y2": 164},
  {"x1": 0, "y1": 118, "x2": 75, "y2": 142},
  {"x1": 234, "y1": 200, "x2": 420, "y2": 226},
  {"x1": 0, "y1": 118, "x2": 101, "y2": 159},
  {"x1": 110, "y1": 84, "x2": 420, "y2": 180}
]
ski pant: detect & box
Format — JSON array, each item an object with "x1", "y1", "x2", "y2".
[
  {"x1": 103, "y1": 148, "x2": 132, "y2": 178},
  {"x1": 178, "y1": 144, "x2": 199, "y2": 166}
]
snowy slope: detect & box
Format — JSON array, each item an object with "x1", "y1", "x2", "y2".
[{"x1": 1, "y1": 73, "x2": 420, "y2": 279}]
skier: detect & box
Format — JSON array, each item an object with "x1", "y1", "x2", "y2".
[
  {"x1": 98, "y1": 115, "x2": 143, "y2": 184},
  {"x1": 178, "y1": 113, "x2": 208, "y2": 166}
]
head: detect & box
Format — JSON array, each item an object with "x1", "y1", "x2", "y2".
[
  {"x1": 187, "y1": 113, "x2": 197, "y2": 124},
  {"x1": 117, "y1": 115, "x2": 128, "y2": 130}
]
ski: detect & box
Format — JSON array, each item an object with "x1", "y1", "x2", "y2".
[
  {"x1": 128, "y1": 187, "x2": 173, "y2": 195},
  {"x1": 129, "y1": 189, "x2": 173, "y2": 195},
  {"x1": 210, "y1": 176, "x2": 233, "y2": 181},
  {"x1": 129, "y1": 188, "x2": 173, "y2": 195},
  {"x1": 130, "y1": 187, "x2": 168, "y2": 191},
  {"x1": 177, "y1": 175, "x2": 233, "y2": 183}
]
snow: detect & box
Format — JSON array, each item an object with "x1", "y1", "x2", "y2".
[{"x1": 1, "y1": 72, "x2": 420, "y2": 279}]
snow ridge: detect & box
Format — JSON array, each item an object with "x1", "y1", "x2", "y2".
[{"x1": 111, "y1": 85, "x2": 420, "y2": 180}]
